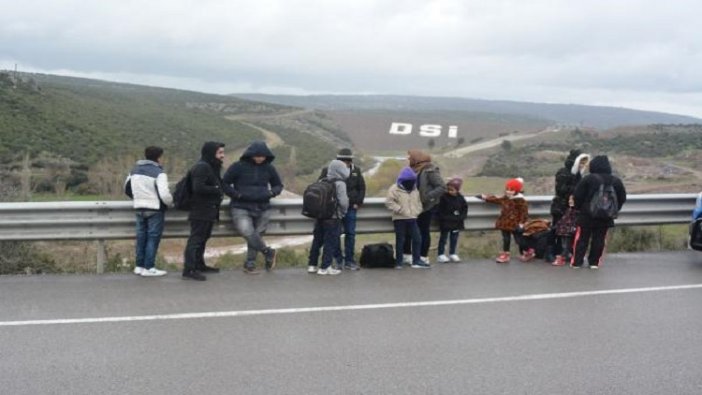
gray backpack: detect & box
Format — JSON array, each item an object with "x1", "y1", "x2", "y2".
[{"x1": 588, "y1": 175, "x2": 619, "y2": 219}]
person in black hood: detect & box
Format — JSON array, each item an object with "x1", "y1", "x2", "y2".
[
  {"x1": 571, "y1": 155, "x2": 627, "y2": 269},
  {"x1": 182, "y1": 141, "x2": 230, "y2": 281},
  {"x1": 223, "y1": 141, "x2": 283, "y2": 274}
]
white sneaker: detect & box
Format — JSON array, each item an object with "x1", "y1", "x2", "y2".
[
  {"x1": 402, "y1": 254, "x2": 412, "y2": 265},
  {"x1": 317, "y1": 267, "x2": 341, "y2": 276},
  {"x1": 420, "y1": 256, "x2": 430, "y2": 265},
  {"x1": 449, "y1": 254, "x2": 461, "y2": 262},
  {"x1": 133, "y1": 266, "x2": 144, "y2": 275},
  {"x1": 140, "y1": 268, "x2": 167, "y2": 277},
  {"x1": 307, "y1": 265, "x2": 318, "y2": 273},
  {"x1": 437, "y1": 255, "x2": 450, "y2": 263}
]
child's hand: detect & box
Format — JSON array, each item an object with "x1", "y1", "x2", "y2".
[{"x1": 474, "y1": 194, "x2": 485, "y2": 200}]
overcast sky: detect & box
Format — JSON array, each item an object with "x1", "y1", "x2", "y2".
[{"x1": 1, "y1": 0, "x2": 701, "y2": 117}]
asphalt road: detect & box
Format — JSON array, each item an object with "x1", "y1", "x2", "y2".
[{"x1": 1, "y1": 251, "x2": 701, "y2": 395}]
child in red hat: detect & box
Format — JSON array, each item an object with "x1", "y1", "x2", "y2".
[{"x1": 477, "y1": 178, "x2": 531, "y2": 263}]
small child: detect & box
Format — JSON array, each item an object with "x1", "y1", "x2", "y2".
[
  {"x1": 437, "y1": 177, "x2": 468, "y2": 263},
  {"x1": 477, "y1": 177, "x2": 530, "y2": 263},
  {"x1": 552, "y1": 196, "x2": 577, "y2": 266},
  {"x1": 385, "y1": 167, "x2": 429, "y2": 269}
]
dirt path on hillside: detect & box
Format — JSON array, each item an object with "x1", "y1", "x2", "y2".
[
  {"x1": 226, "y1": 109, "x2": 314, "y2": 122},
  {"x1": 443, "y1": 126, "x2": 562, "y2": 158},
  {"x1": 238, "y1": 121, "x2": 284, "y2": 148}
]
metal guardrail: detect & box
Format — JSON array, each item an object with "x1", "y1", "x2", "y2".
[{"x1": 0, "y1": 194, "x2": 696, "y2": 272}]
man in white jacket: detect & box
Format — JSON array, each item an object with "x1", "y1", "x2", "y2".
[{"x1": 125, "y1": 146, "x2": 174, "y2": 277}]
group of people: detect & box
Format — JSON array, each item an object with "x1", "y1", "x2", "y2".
[{"x1": 124, "y1": 141, "x2": 627, "y2": 281}]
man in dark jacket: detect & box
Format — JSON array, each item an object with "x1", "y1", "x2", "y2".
[
  {"x1": 571, "y1": 155, "x2": 627, "y2": 269},
  {"x1": 318, "y1": 148, "x2": 366, "y2": 270},
  {"x1": 183, "y1": 141, "x2": 229, "y2": 281},
  {"x1": 223, "y1": 141, "x2": 283, "y2": 274}
]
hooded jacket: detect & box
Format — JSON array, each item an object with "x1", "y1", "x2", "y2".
[
  {"x1": 223, "y1": 141, "x2": 283, "y2": 211},
  {"x1": 326, "y1": 159, "x2": 350, "y2": 219},
  {"x1": 437, "y1": 192, "x2": 468, "y2": 231},
  {"x1": 551, "y1": 150, "x2": 590, "y2": 217},
  {"x1": 573, "y1": 155, "x2": 627, "y2": 228},
  {"x1": 408, "y1": 150, "x2": 446, "y2": 212},
  {"x1": 319, "y1": 163, "x2": 366, "y2": 207},
  {"x1": 385, "y1": 167, "x2": 423, "y2": 221},
  {"x1": 125, "y1": 160, "x2": 174, "y2": 211},
  {"x1": 189, "y1": 141, "x2": 228, "y2": 221}
]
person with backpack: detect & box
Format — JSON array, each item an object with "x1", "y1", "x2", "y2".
[
  {"x1": 436, "y1": 177, "x2": 468, "y2": 263},
  {"x1": 306, "y1": 159, "x2": 350, "y2": 275},
  {"x1": 571, "y1": 155, "x2": 627, "y2": 269},
  {"x1": 222, "y1": 141, "x2": 283, "y2": 274},
  {"x1": 386, "y1": 167, "x2": 429, "y2": 269},
  {"x1": 182, "y1": 141, "x2": 230, "y2": 281},
  {"x1": 124, "y1": 146, "x2": 173, "y2": 277},
  {"x1": 403, "y1": 149, "x2": 446, "y2": 265},
  {"x1": 318, "y1": 148, "x2": 366, "y2": 271}
]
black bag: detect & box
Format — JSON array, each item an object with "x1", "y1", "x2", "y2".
[
  {"x1": 301, "y1": 179, "x2": 338, "y2": 219},
  {"x1": 690, "y1": 219, "x2": 702, "y2": 251},
  {"x1": 172, "y1": 171, "x2": 193, "y2": 211},
  {"x1": 360, "y1": 243, "x2": 395, "y2": 268},
  {"x1": 588, "y1": 176, "x2": 619, "y2": 219},
  {"x1": 124, "y1": 178, "x2": 133, "y2": 199}
]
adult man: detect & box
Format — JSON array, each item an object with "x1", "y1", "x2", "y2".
[
  {"x1": 183, "y1": 141, "x2": 229, "y2": 281},
  {"x1": 125, "y1": 146, "x2": 173, "y2": 277},
  {"x1": 572, "y1": 155, "x2": 627, "y2": 269},
  {"x1": 223, "y1": 141, "x2": 283, "y2": 274},
  {"x1": 318, "y1": 148, "x2": 366, "y2": 270}
]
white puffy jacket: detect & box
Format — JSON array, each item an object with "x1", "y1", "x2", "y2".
[{"x1": 125, "y1": 160, "x2": 173, "y2": 210}]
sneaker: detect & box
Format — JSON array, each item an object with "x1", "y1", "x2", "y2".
[
  {"x1": 551, "y1": 255, "x2": 566, "y2": 266},
  {"x1": 420, "y1": 256, "x2": 431, "y2": 265},
  {"x1": 243, "y1": 266, "x2": 260, "y2": 275},
  {"x1": 344, "y1": 262, "x2": 360, "y2": 271},
  {"x1": 519, "y1": 249, "x2": 536, "y2": 262},
  {"x1": 307, "y1": 265, "x2": 318, "y2": 274},
  {"x1": 402, "y1": 254, "x2": 412, "y2": 265},
  {"x1": 589, "y1": 265, "x2": 599, "y2": 270},
  {"x1": 133, "y1": 266, "x2": 145, "y2": 275},
  {"x1": 496, "y1": 252, "x2": 511, "y2": 263},
  {"x1": 411, "y1": 261, "x2": 431, "y2": 269},
  {"x1": 437, "y1": 254, "x2": 450, "y2": 263},
  {"x1": 264, "y1": 248, "x2": 277, "y2": 271},
  {"x1": 141, "y1": 267, "x2": 167, "y2": 277},
  {"x1": 395, "y1": 264, "x2": 404, "y2": 269},
  {"x1": 449, "y1": 254, "x2": 461, "y2": 263},
  {"x1": 317, "y1": 267, "x2": 341, "y2": 276},
  {"x1": 182, "y1": 270, "x2": 206, "y2": 281},
  {"x1": 199, "y1": 265, "x2": 220, "y2": 273},
  {"x1": 569, "y1": 263, "x2": 581, "y2": 269}
]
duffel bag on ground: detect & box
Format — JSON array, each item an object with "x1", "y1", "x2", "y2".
[{"x1": 359, "y1": 243, "x2": 395, "y2": 268}]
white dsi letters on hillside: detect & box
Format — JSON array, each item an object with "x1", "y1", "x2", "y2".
[{"x1": 389, "y1": 123, "x2": 458, "y2": 138}]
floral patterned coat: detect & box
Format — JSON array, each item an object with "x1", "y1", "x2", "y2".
[{"x1": 484, "y1": 194, "x2": 529, "y2": 231}]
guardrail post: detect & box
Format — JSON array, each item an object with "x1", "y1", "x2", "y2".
[{"x1": 96, "y1": 239, "x2": 107, "y2": 274}]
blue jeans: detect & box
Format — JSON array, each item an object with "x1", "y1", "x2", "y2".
[
  {"x1": 308, "y1": 219, "x2": 341, "y2": 269},
  {"x1": 231, "y1": 208, "x2": 271, "y2": 268},
  {"x1": 394, "y1": 219, "x2": 421, "y2": 266},
  {"x1": 135, "y1": 211, "x2": 165, "y2": 269},
  {"x1": 335, "y1": 208, "x2": 358, "y2": 265},
  {"x1": 438, "y1": 230, "x2": 459, "y2": 255}
]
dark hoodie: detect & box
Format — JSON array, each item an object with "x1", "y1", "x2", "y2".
[
  {"x1": 223, "y1": 141, "x2": 283, "y2": 211},
  {"x1": 573, "y1": 155, "x2": 627, "y2": 228},
  {"x1": 189, "y1": 141, "x2": 228, "y2": 221},
  {"x1": 550, "y1": 149, "x2": 583, "y2": 217}
]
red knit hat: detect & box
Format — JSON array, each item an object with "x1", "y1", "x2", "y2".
[{"x1": 505, "y1": 177, "x2": 524, "y2": 193}]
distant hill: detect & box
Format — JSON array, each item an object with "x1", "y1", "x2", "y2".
[
  {"x1": 233, "y1": 94, "x2": 701, "y2": 129},
  {"x1": 0, "y1": 73, "x2": 351, "y2": 197}
]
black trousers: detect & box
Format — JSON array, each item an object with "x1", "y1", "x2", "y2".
[
  {"x1": 403, "y1": 209, "x2": 434, "y2": 257},
  {"x1": 184, "y1": 220, "x2": 215, "y2": 271},
  {"x1": 573, "y1": 226, "x2": 608, "y2": 267},
  {"x1": 501, "y1": 230, "x2": 524, "y2": 253}
]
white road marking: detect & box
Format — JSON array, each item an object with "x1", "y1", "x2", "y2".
[{"x1": 1, "y1": 283, "x2": 701, "y2": 327}]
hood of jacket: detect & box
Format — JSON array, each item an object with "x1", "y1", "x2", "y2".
[
  {"x1": 240, "y1": 140, "x2": 275, "y2": 164},
  {"x1": 588, "y1": 155, "x2": 612, "y2": 175},
  {"x1": 571, "y1": 153, "x2": 591, "y2": 175},
  {"x1": 326, "y1": 159, "x2": 350, "y2": 181},
  {"x1": 201, "y1": 141, "x2": 225, "y2": 169},
  {"x1": 135, "y1": 159, "x2": 162, "y2": 169},
  {"x1": 408, "y1": 149, "x2": 432, "y2": 172},
  {"x1": 397, "y1": 166, "x2": 417, "y2": 185},
  {"x1": 564, "y1": 149, "x2": 582, "y2": 170}
]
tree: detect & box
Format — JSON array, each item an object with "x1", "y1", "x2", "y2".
[
  {"x1": 456, "y1": 137, "x2": 465, "y2": 147},
  {"x1": 427, "y1": 139, "x2": 436, "y2": 150},
  {"x1": 501, "y1": 140, "x2": 512, "y2": 151}
]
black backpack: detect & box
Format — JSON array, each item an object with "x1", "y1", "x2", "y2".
[
  {"x1": 302, "y1": 179, "x2": 338, "y2": 219},
  {"x1": 172, "y1": 171, "x2": 193, "y2": 211},
  {"x1": 690, "y1": 219, "x2": 702, "y2": 251},
  {"x1": 588, "y1": 175, "x2": 619, "y2": 219},
  {"x1": 360, "y1": 243, "x2": 395, "y2": 268}
]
